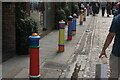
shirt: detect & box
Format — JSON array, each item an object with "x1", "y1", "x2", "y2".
[
  {"x1": 101, "y1": 2, "x2": 107, "y2": 7},
  {"x1": 109, "y1": 14, "x2": 120, "y2": 57},
  {"x1": 113, "y1": 10, "x2": 120, "y2": 17}
]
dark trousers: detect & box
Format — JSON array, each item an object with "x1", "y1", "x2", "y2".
[
  {"x1": 107, "y1": 8, "x2": 111, "y2": 15},
  {"x1": 92, "y1": 9, "x2": 96, "y2": 15},
  {"x1": 102, "y1": 7, "x2": 106, "y2": 16}
]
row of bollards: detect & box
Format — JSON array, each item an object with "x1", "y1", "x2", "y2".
[
  {"x1": 58, "y1": 7, "x2": 88, "y2": 52},
  {"x1": 58, "y1": 13, "x2": 78, "y2": 52},
  {"x1": 28, "y1": 7, "x2": 88, "y2": 80}
]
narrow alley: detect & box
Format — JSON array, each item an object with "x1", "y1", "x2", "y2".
[{"x1": 2, "y1": 2, "x2": 120, "y2": 80}]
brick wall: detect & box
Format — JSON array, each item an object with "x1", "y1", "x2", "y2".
[{"x1": 2, "y1": 3, "x2": 16, "y2": 61}]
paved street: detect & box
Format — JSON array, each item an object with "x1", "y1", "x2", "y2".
[
  {"x1": 65, "y1": 13, "x2": 113, "y2": 79},
  {"x1": 2, "y1": 12, "x2": 115, "y2": 79}
]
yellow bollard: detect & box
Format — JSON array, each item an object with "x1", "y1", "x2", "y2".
[{"x1": 58, "y1": 20, "x2": 65, "y2": 52}]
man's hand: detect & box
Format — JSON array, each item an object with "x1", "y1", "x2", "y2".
[
  {"x1": 99, "y1": 32, "x2": 115, "y2": 58},
  {"x1": 99, "y1": 50, "x2": 107, "y2": 58}
]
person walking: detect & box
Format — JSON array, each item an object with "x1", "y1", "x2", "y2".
[
  {"x1": 106, "y1": 2, "x2": 112, "y2": 17},
  {"x1": 90, "y1": 2, "x2": 98, "y2": 16},
  {"x1": 99, "y1": 14, "x2": 120, "y2": 79},
  {"x1": 101, "y1": 2, "x2": 107, "y2": 17},
  {"x1": 97, "y1": 2, "x2": 100, "y2": 14},
  {"x1": 113, "y1": 2, "x2": 120, "y2": 17}
]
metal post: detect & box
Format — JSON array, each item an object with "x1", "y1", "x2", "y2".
[
  {"x1": 29, "y1": 33, "x2": 40, "y2": 80},
  {"x1": 58, "y1": 20, "x2": 65, "y2": 52}
]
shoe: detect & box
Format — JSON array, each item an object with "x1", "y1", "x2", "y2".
[{"x1": 93, "y1": 14, "x2": 95, "y2": 16}]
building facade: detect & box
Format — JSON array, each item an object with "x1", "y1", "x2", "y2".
[
  {"x1": 2, "y1": 3, "x2": 16, "y2": 61},
  {"x1": 2, "y1": 2, "x2": 56, "y2": 61}
]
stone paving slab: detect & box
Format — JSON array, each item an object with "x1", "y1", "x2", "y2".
[{"x1": 14, "y1": 69, "x2": 29, "y2": 78}]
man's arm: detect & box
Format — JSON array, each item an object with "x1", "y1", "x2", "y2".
[{"x1": 99, "y1": 32, "x2": 115, "y2": 58}]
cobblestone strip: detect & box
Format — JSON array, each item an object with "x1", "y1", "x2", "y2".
[
  {"x1": 77, "y1": 16, "x2": 96, "y2": 78},
  {"x1": 60, "y1": 17, "x2": 95, "y2": 79}
]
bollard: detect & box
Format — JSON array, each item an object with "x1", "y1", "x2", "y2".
[
  {"x1": 83, "y1": 8, "x2": 87, "y2": 21},
  {"x1": 68, "y1": 16, "x2": 73, "y2": 40},
  {"x1": 58, "y1": 20, "x2": 65, "y2": 52},
  {"x1": 72, "y1": 13, "x2": 77, "y2": 35},
  {"x1": 80, "y1": 10, "x2": 83, "y2": 25},
  {"x1": 29, "y1": 33, "x2": 40, "y2": 80}
]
